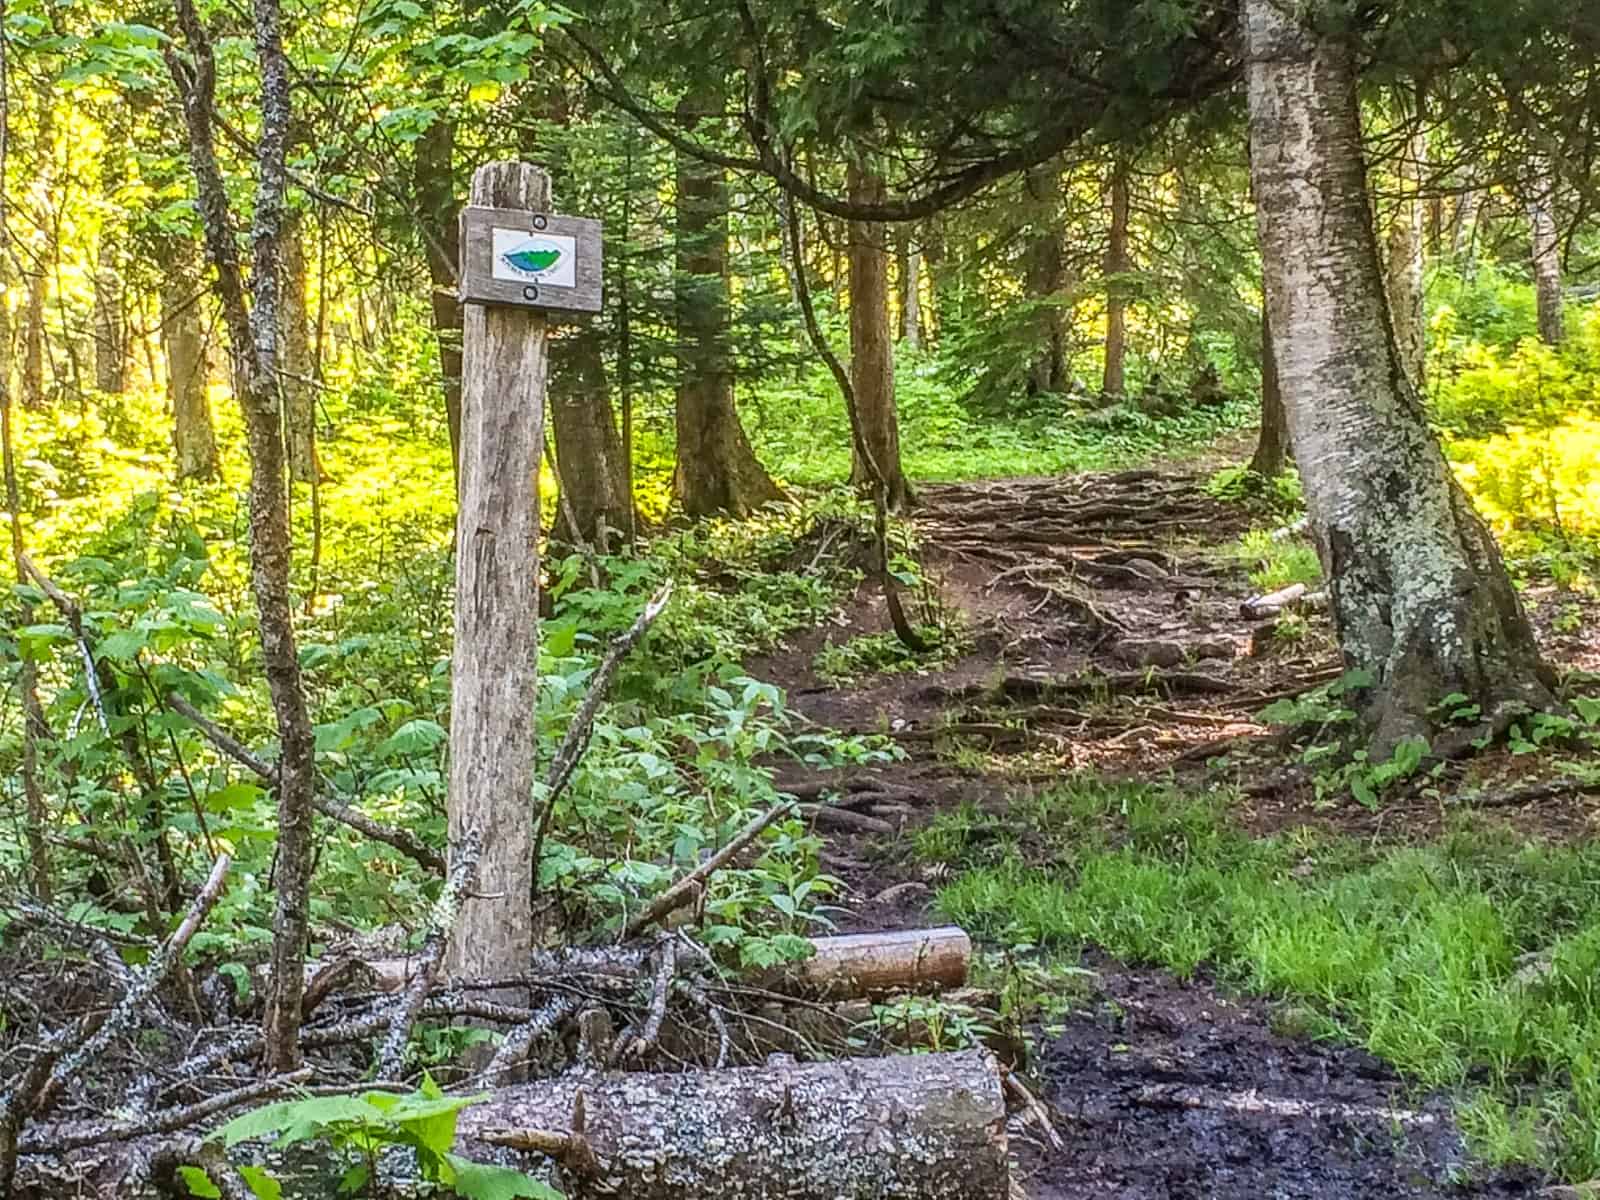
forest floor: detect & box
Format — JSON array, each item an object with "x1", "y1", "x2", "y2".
[{"x1": 748, "y1": 460, "x2": 1600, "y2": 1199}]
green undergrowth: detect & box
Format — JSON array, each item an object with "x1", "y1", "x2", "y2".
[
  {"x1": 924, "y1": 774, "x2": 1600, "y2": 1181},
  {"x1": 751, "y1": 355, "x2": 1254, "y2": 486}
]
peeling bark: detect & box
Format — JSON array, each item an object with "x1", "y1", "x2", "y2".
[
  {"x1": 847, "y1": 158, "x2": 912, "y2": 511},
  {"x1": 672, "y1": 83, "x2": 784, "y2": 519},
  {"x1": 453, "y1": 1050, "x2": 1009, "y2": 1200},
  {"x1": 1244, "y1": 0, "x2": 1554, "y2": 753}
]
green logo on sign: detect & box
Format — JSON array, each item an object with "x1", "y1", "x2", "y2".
[{"x1": 502, "y1": 238, "x2": 563, "y2": 278}]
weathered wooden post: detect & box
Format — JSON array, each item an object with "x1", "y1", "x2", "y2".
[{"x1": 447, "y1": 161, "x2": 602, "y2": 989}]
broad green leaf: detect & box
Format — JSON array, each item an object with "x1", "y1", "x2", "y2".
[
  {"x1": 238, "y1": 1166, "x2": 284, "y2": 1200},
  {"x1": 177, "y1": 1166, "x2": 221, "y2": 1198},
  {"x1": 443, "y1": 1154, "x2": 562, "y2": 1200}
]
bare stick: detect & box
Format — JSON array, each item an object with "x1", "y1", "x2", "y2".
[
  {"x1": 622, "y1": 800, "x2": 794, "y2": 939},
  {"x1": 624, "y1": 939, "x2": 678, "y2": 1062},
  {"x1": 377, "y1": 828, "x2": 482, "y2": 1080},
  {"x1": 21, "y1": 1068, "x2": 310, "y2": 1154},
  {"x1": 530, "y1": 583, "x2": 673, "y2": 884},
  {"x1": 482, "y1": 992, "x2": 584, "y2": 1085},
  {"x1": 166, "y1": 692, "x2": 445, "y2": 873}
]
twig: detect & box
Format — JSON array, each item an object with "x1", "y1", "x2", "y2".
[
  {"x1": 624, "y1": 939, "x2": 678, "y2": 1061},
  {"x1": 377, "y1": 828, "x2": 482, "y2": 1080},
  {"x1": 1003, "y1": 1070, "x2": 1064, "y2": 1152},
  {"x1": 166, "y1": 692, "x2": 446, "y2": 873},
  {"x1": 481, "y1": 992, "x2": 584, "y2": 1085},
  {"x1": 1132, "y1": 1084, "x2": 1438, "y2": 1127},
  {"x1": 622, "y1": 800, "x2": 795, "y2": 939},
  {"x1": 676, "y1": 980, "x2": 730, "y2": 1068},
  {"x1": 530, "y1": 584, "x2": 674, "y2": 884}
]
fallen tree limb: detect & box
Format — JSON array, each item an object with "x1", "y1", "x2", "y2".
[
  {"x1": 165, "y1": 692, "x2": 446, "y2": 874},
  {"x1": 622, "y1": 800, "x2": 795, "y2": 939},
  {"x1": 377, "y1": 828, "x2": 482, "y2": 1080},
  {"x1": 456, "y1": 1048, "x2": 1008, "y2": 1199},
  {"x1": 20, "y1": 1068, "x2": 310, "y2": 1154}
]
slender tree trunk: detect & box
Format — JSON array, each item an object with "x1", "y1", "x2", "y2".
[
  {"x1": 550, "y1": 328, "x2": 632, "y2": 547},
  {"x1": 22, "y1": 256, "x2": 45, "y2": 410},
  {"x1": 1451, "y1": 183, "x2": 1479, "y2": 270},
  {"x1": 1384, "y1": 127, "x2": 1427, "y2": 390},
  {"x1": 1, "y1": 244, "x2": 51, "y2": 904},
  {"x1": 847, "y1": 159, "x2": 911, "y2": 511},
  {"x1": 1023, "y1": 168, "x2": 1067, "y2": 395},
  {"x1": 1102, "y1": 157, "x2": 1131, "y2": 397},
  {"x1": 672, "y1": 84, "x2": 784, "y2": 518},
  {"x1": 897, "y1": 230, "x2": 923, "y2": 350},
  {"x1": 1245, "y1": 0, "x2": 1553, "y2": 753},
  {"x1": 281, "y1": 212, "x2": 317, "y2": 482},
  {"x1": 161, "y1": 240, "x2": 219, "y2": 482},
  {"x1": 1248, "y1": 312, "x2": 1288, "y2": 477},
  {"x1": 170, "y1": 0, "x2": 317, "y2": 1071},
  {"x1": 1526, "y1": 162, "x2": 1564, "y2": 346},
  {"x1": 414, "y1": 117, "x2": 464, "y2": 472},
  {"x1": 92, "y1": 235, "x2": 126, "y2": 394}
]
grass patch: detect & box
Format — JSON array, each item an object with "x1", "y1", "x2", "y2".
[
  {"x1": 1230, "y1": 527, "x2": 1322, "y2": 591},
  {"x1": 928, "y1": 774, "x2": 1600, "y2": 1180},
  {"x1": 812, "y1": 628, "x2": 958, "y2": 683}
]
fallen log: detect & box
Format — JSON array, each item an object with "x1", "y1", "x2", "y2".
[
  {"x1": 782, "y1": 926, "x2": 971, "y2": 998},
  {"x1": 330, "y1": 926, "x2": 972, "y2": 1004},
  {"x1": 455, "y1": 1049, "x2": 1008, "y2": 1200}
]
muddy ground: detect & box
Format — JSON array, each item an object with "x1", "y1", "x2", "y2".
[{"x1": 750, "y1": 467, "x2": 1598, "y2": 1198}]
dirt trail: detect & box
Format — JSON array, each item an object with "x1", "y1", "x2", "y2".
[{"x1": 748, "y1": 468, "x2": 1586, "y2": 1199}]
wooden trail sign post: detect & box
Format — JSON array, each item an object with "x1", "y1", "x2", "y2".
[{"x1": 446, "y1": 161, "x2": 601, "y2": 992}]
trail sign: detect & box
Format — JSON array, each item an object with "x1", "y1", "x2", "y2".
[{"x1": 459, "y1": 206, "x2": 602, "y2": 315}]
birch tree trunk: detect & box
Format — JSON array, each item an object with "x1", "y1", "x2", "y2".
[
  {"x1": 1526, "y1": 162, "x2": 1564, "y2": 346},
  {"x1": 281, "y1": 212, "x2": 317, "y2": 482},
  {"x1": 1384, "y1": 127, "x2": 1427, "y2": 391},
  {"x1": 1244, "y1": 0, "x2": 1553, "y2": 753},
  {"x1": 847, "y1": 158, "x2": 911, "y2": 511},
  {"x1": 161, "y1": 240, "x2": 219, "y2": 482},
  {"x1": 672, "y1": 83, "x2": 784, "y2": 519}
]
